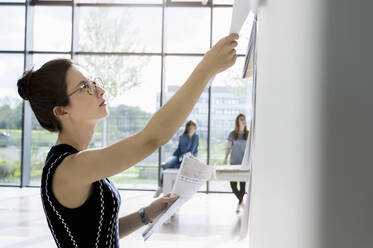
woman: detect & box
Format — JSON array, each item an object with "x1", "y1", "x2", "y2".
[
  {"x1": 224, "y1": 114, "x2": 248, "y2": 214},
  {"x1": 16, "y1": 33, "x2": 238, "y2": 247},
  {"x1": 154, "y1": 120, "x2": 199, "y2": 197}
]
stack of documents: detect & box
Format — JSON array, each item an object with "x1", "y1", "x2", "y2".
[{"x1": 143, "y1": 156, "x2": 214, "y2": 241}]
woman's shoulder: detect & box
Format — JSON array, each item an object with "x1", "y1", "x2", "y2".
[{"x1": 44, "y1": 144, "x2": 79, "y2": 167}]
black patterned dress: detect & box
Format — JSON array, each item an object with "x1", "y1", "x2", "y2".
[{"x1": 41, "y1": 144, "x2": 121, "y2": 248}]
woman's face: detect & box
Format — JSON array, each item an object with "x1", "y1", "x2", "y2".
[
  {"x1": 188, "y1": 124, "x2": 197, "y2": 136},
  {"x1": 238, "y1": 116, "x2": 246, "y2": 128},
  {"x1": 63, "y1": 65, "x2": 108, "y2": 124}
]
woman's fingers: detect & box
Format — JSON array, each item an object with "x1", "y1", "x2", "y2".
[
  {"x1": 219, "y1": 33, "x2": 239, "y2": 50},
  {"x1": 162, "y1": 194, "x2": 179, "y2": 204},
  {"x1": 223, "y1": 33, "x2": 239, "y2": 44},
  {"x1": 231, "y1": 40, "x2": 238, "y2": 48},
  {"x1": 229, "y1": 48, "x2": 237, "y2": 56},
  {"x1": 199, "y1": 32, "x2": 239, "y2": 76}
]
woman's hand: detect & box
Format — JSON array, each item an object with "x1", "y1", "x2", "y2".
[
  {"x1": 197, "y1": 33, "x2": 239, "y2": 78},
  {"x1": 145, "y1": 193, "x2": 179, "y2": 222}
]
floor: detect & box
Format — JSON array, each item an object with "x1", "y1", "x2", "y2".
[{"x1": 0, "y1": 187, "x2": 249, "y2": 248}]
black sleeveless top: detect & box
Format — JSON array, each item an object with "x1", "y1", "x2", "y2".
[{"x1": 41, "y1": 144, "x2": 121, "y2": 248}]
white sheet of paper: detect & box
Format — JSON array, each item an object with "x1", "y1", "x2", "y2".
[
  {"x1": 142, "y1": 156, "x2": 214, "y2": 241},
  {"x1": 229, "y1": 0, "x2": 250, "y2": 34},
  {"x1": 207, "y1": 0, "x2": 250, "y2": 89}
]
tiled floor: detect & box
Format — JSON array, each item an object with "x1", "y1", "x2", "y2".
[{"x1": 0, "y1": 187, "x2": 249, "y2": 248}]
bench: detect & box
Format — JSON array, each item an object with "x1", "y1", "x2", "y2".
[{"x1": 162, "y1": 165, "x2": 250, "y2": 194}]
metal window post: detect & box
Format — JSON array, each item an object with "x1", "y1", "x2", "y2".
[{"x1": 21, "y1": 0, "x2": 34, "y2": 187}]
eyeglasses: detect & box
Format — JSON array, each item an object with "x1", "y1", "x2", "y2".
[{"x1": 67, "y1": 78, "x2": 104, "y2": 97}]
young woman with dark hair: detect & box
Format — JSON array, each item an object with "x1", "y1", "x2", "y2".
[
  {"x1": 17, "y1": 33, "x2": 239, "y2": 247},
  {"x1": 224, "y1": 113, "x2": 249, "y2": 214}
]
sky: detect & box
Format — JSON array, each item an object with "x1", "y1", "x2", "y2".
[{"x1": 0, "y1": 3, "x2": 252, "y2": 113}]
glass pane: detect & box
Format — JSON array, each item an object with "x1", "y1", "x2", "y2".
[
  {"x1": 0, "y1": 6, "x2": 25, "y2": 50},
  {"x1": 34, "y1": 6, "x2": 72, "y2": 52},
  {"x1": 213, "y1": 7, "x2": 253, "y2": 55},
  {"x1": 162, "y1": 56, "x2": 208, "y2": 166},
  {"x1": 165, "y1": 8, "x2": 210, "y2": 53},
  {"x1": 28, "y1": 54, "x2": 70, "y2": 186},
  {"x1": 78, "y1": 7, "x2": 162, "y2": 53},
  {"x1": 77, "y1": 0, "x2": 162, "y2": 3},
  {"x1": 0, "y1": 54, "x2": 24, "y2": 186},
  {"x1": 210, "y1": 57, "x2": 251, "y2": 192},
  {"x1": 77, "y1": 55, "x2": 161, "y2": 189}
]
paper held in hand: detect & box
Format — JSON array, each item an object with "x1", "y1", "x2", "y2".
[{"x1": 142, "y1": 155, "x2": 214, "y2": 241}]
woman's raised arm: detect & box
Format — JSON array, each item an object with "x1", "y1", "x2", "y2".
[{"x1": 57, "y1": 33, "x2": 239, "y2": 185}]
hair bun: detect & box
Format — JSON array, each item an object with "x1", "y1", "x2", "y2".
[{"x1": 17, "y1": 69, "x2": 34, "y2": 101}]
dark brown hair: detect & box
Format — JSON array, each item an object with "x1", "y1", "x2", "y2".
[
  {"x1": 232, "y1": 113, "x2": 249, "y2": 140},
  {"x1": 182, "y1": 120, "x2": 198, "y2": 136},
  {"x1": 17, "y1": 59, "x2": 73, "y2": 132}
]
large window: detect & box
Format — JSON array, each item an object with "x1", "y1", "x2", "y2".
[{"x1": 0, "y1": 0, "x2": 252, "y2": 192}]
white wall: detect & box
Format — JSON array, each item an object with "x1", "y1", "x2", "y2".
[{"x1": 249, "y1": 1, "x2": 373, "y2": 247}]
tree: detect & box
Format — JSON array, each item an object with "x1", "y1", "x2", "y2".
[{"x1": 78, "y1": 7, "x2": 149, "y2": 99}]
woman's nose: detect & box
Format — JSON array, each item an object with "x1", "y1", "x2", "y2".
[{"x1": 97, "y1": 85, "x2": 105, "y2": 97}]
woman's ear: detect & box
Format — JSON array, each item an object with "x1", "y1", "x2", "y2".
[{"x1": 53, "y1": 106, "x2": 68, "y2": 120}]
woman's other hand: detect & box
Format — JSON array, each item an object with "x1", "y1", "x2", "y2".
[{"x1": 145, "y1": 193, "x2": 179, "y2": 222}]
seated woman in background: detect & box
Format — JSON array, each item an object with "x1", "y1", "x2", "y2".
[
  {"x1": 154, "y1": 120, "x2": 199, "y2": 197},
  {"x1": 224, "y1": 113, "x2": 248, "y2": 214}
]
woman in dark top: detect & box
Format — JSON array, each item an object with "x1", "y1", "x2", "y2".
[
  {"x1": 154, "y1": 120, "x2": 199, "y2": 197},
  {"x1": 16, "y1": 33, "x2": 239, "y2": 247},
  {"x1": 224, "y1": 114, "x2": 248, "y2": 214}
]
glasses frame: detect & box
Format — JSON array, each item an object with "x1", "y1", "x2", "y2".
[{"x1": 67, "y1": 77, "x2": 104, "y2": 97}]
